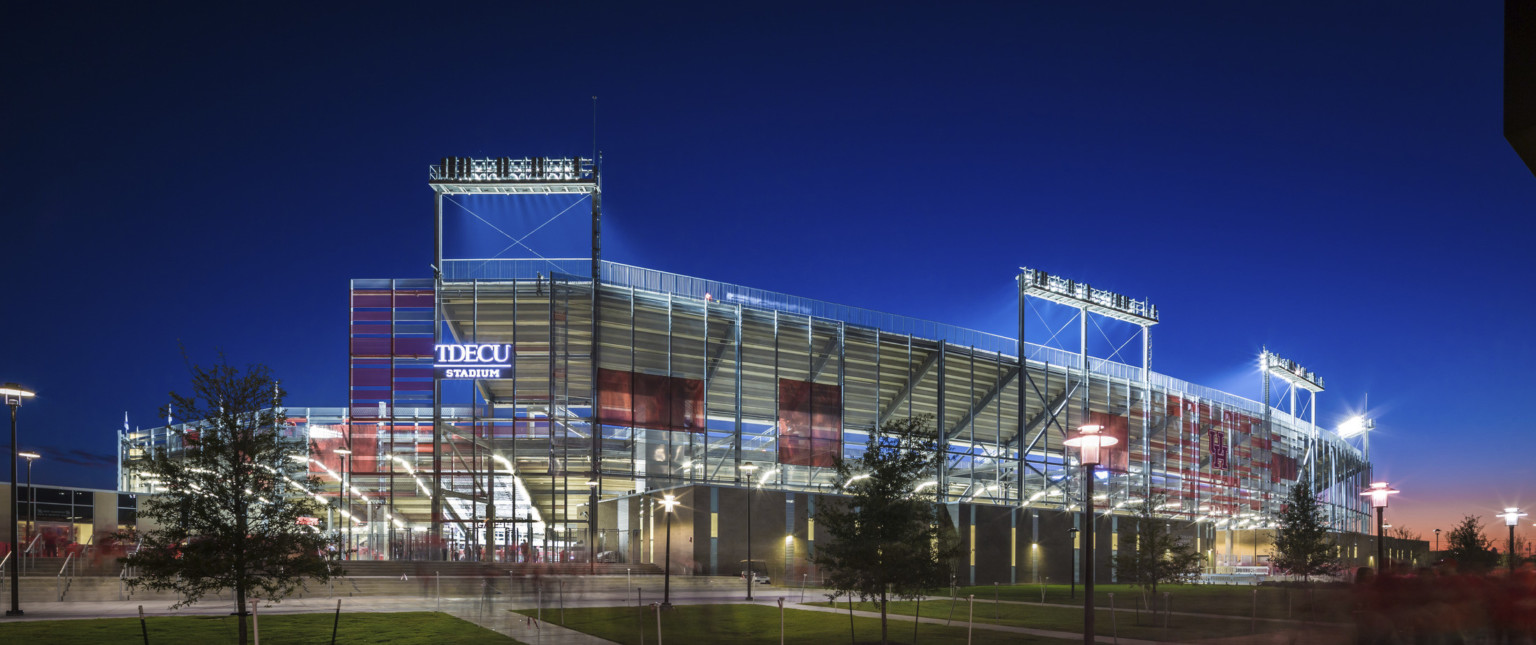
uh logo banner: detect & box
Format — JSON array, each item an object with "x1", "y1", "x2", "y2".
[{"x1": 434, "y1": 343, "x2": 514, "y2": 379}]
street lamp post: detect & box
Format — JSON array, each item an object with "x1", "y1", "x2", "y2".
[
  {"x1": 741, "y1": 463, "x2": 758, "y2": 601},
  {"x1": 1496, "y1": 508, "x2": 1527, "y2": 576},
  {"x1": 588, "y1": 479, "x2": 599, "y2": 575},
  {"x1": 1067, "y1": 527, "x2": 1079, "y2": 600},
  {"x1": 335, "y1": 448, "x2": 353, "y2": 560},
  {"x1": 660, "y1": 494, "x2": 679, "y2": 608},
  {"x1": 1434, "y1": 528, "x2": 1440, "y2": 554},
  {"x1": 1064, "y1": 423, "x2": 1118, "y2": 645},
  {"x1": 3, "y1": 382, "x2": 37, "y2": 618},
  {"x1": 18, "y1": 452, "x2": 39, "y2": 548},
  {"x1": 1360, "y1": 482, "x2": 1398, "y2": 572}
]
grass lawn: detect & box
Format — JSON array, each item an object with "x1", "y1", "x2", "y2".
[
  {"x1": 810, "y1": 595, "x2": 1336, "y2": 643},
  {"x1": 0, "y1": 611, "x2": 526, "y2": 644},
  {"x1": 953, "y1": 582, "x2": 1355, "y2": 622},
  {"x1": 514, "y1": 603, "x2": 1071, "y2": 645}
]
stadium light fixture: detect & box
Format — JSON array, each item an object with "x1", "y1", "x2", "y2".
[
  {"x1": 1337, "y1": 416, "x2": 1374, "y2": 439},
  {"x1": 1497, "y1": 507, "x2": 1527, "y2": 575},
  {"x1": 1261, "y1": 350, "x2": 1324, "y2": 392},
  {"x1": 1018, "y1": 267, "x2": 1158, "y2": 325}
]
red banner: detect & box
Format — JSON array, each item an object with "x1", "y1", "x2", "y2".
[
  {"x1": 596, "y1": 368, "x2": 633, "y2": 425},
  {"x1": 596, "y1": 368, "x2": 705, "y2": 433},
  {"x1": 778, "y1": 378, "x2": 841, "y2": 467}
]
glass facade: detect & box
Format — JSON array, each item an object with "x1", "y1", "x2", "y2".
[{"x1": 118, "y1": 156, "x2": 1374, "y2": 564}]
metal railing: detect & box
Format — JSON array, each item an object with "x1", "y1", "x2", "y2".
[
  {"x1": 119, "y1": 563, "x2": 139, "y2": 601},
  {"x1": 57, "y1": 552, "x2": 77, "y2": 601},
  {"x1": 22, "y1": 534, "x2": 40, "y2": 573},
  {"x1": 605, "y1": 261, "x2": 1021, "y2": 356}
]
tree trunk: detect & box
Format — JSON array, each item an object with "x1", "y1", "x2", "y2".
[
  {"x1": 879, "y1": 592, "x2": 888, "y2": 645},
  {"x1": 236, "y1": 580, "x2": 248, "y2": 645}
]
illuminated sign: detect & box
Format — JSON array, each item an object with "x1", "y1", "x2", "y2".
[
  {"x1": 434, "y1": 343, "x2": 514, "y2": 379},
  {"x1": 297, "y1": 516, "x2": 319, "y2": 526}
]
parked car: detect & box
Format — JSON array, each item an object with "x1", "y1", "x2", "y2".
[{"x1": 741, "y1": 570, "x2": 770, "y2": 585}]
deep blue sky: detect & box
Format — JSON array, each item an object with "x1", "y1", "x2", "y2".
[{"x1": 3, "y1": 2, "x2": 1531, "y2": 540}]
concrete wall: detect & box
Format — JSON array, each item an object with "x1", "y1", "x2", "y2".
[{"x1": 601, "y1": 484, "x2": 1431, "y2": 584}]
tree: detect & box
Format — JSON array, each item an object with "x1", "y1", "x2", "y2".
[
  {"x1": 121, "y1": 358, "x2": 335, "y2": 645},
  {"x1": 1270, "y1": 480, "x2": 1341, "y2": 582},
  {"x1": 1113, "y1": 496, "x2": 1202, "y2": 616},
  {"x1": 1389, "y1": 525, "x2": 1422, "y2": 542},
  {"x1": 812, "y1": 415, "x2": 962, "y2": 645},
  {"x1": 1444, "y1": 514, "x2": 1499, "y2": 572}
]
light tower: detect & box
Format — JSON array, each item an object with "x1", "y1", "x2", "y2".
[
  {"x1": 1018, "y1": 268, "x2": 1158, "y2": 507},
  {"x1": 1262, "y1": 350, "x2": 1326, "y2": 525}
]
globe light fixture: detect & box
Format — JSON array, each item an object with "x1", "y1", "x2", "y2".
[
  {"x1": 1496, "y1": 507, "x2": 1526, "y2": 575},
  {"x1": 1359, "y1": 482, "x2": 1398, "y2": 570},
  {"x1": 1063, "y1": 424, "x2": 1117, "y2": 645}
]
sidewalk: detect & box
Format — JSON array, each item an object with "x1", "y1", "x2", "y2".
[{"x1": 790, "y1": 600, "x2": 1165, "y2": 645}]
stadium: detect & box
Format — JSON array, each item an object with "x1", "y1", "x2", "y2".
[{"x1": 119, "y1": 156, "x2": 1404, "y2": 584}]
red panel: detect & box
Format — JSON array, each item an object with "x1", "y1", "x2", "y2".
[
  {"x1": 351, "y1": 310, "x2": 392, "y2": 321},
  {"x1": 350, "y1": 368, "x2": 391, "y2": 387},
  {"x1": 778, "y1": 379, "x2": 841, "y2": 466},
  {"x1": 633, "y1": 373, "x2": 671, "y2": 429},
  {"x1": 810, "y1": 383, "x2": 841, "y2": 440},
  {"x1": 810, "y1": 439, "x2": 839, "y2": 467},
  {"x1": 352, "y1": 293, "x2": 393, "y2": 308},
  {"x1": 394, "y1": 337, "x2": 433, "y2": 357},
  {"x1": 670, "y1": 377, "x2": 704, "y2": 432},
  {"x1": 596, "y1": 368, "x2": 633, "y2": 425},
  {"x1": 350, "y1": 337, "x2": 392, "y2": 357},
  {"x1": 780, "y1": 437, "x2": 811, "y2": 467},
  {"x1": 777, "y1": 379, "x2": 811, "y2": 464},
  {"x1": 394, "y1": 292, "x2": 435, "y2": 307}
]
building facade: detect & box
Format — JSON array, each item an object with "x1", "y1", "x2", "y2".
[{"x1": 122, "y1": 156, "x2": 1385, "y2": 580}]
